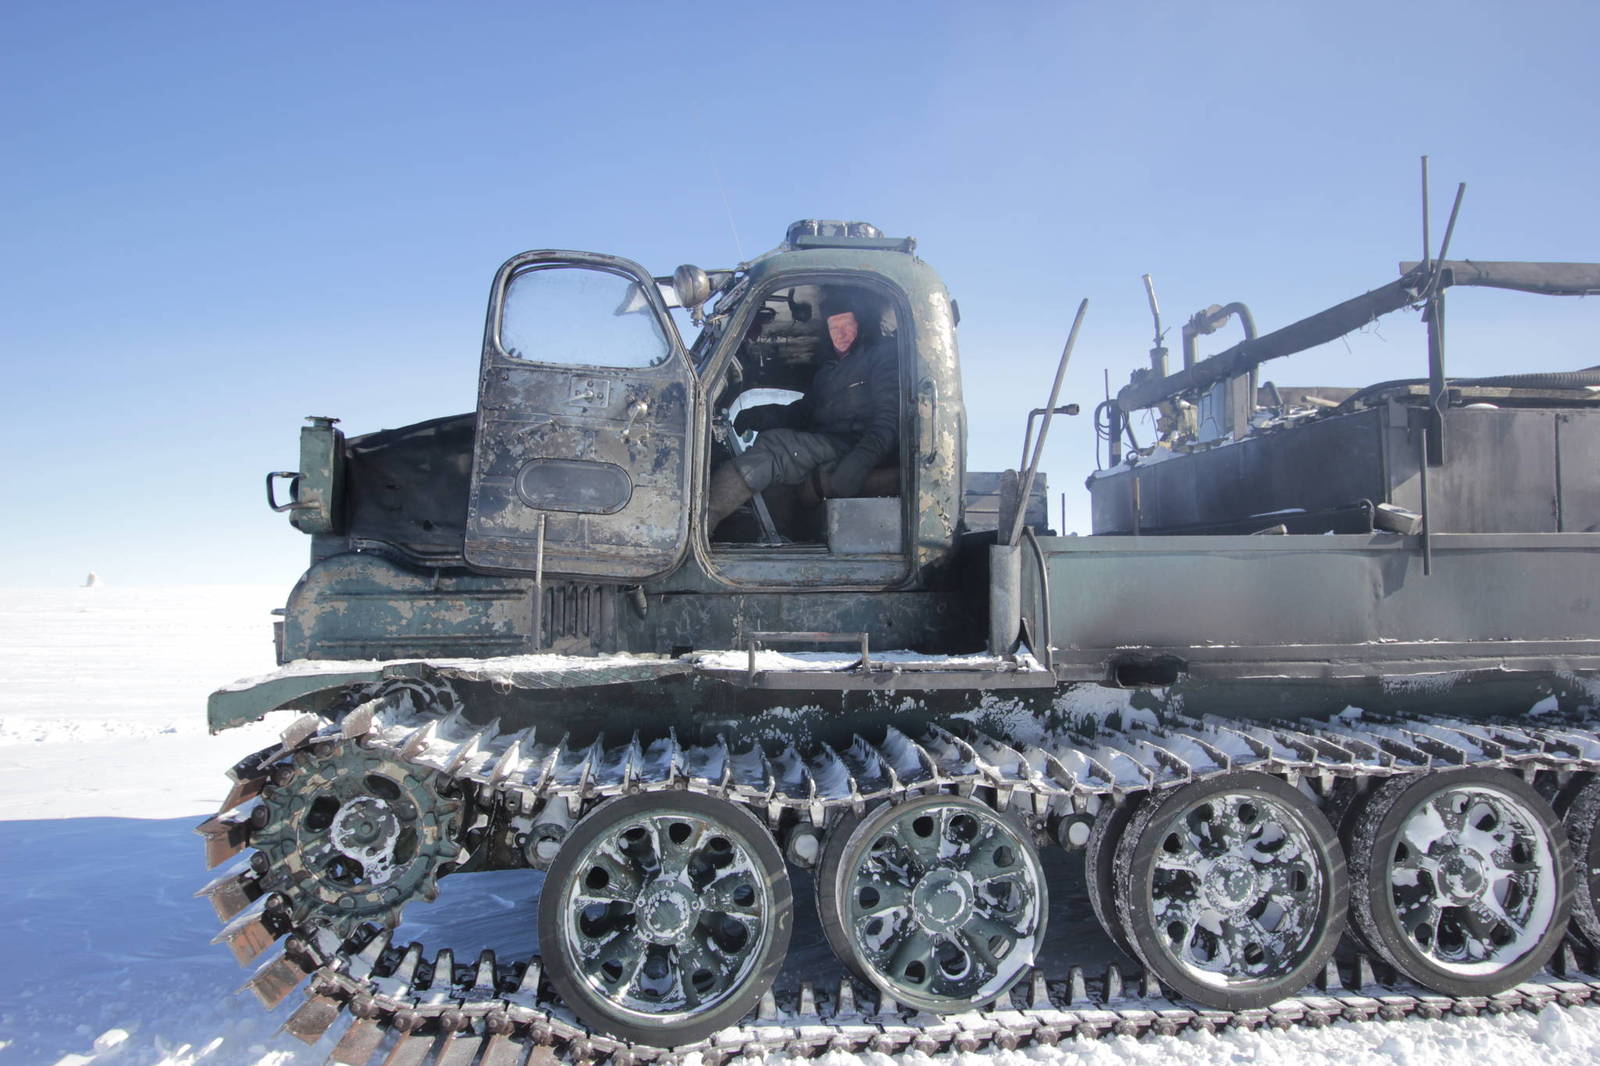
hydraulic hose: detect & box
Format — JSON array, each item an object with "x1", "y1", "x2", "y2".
[{"x1": 1337, "y1": 367, "x2": 1600, "y2": 411}]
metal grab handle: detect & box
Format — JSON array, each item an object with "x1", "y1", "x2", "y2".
[
  {"x1": 747, "y1": 631, "x2": 870, "y2": 680},
  {"x1": 266, "y1": 471, "x2": 308, "y2": 512},
  {"x1": 918, "y1": 379, "x2": 939, "y2": 467},
  {"x1": 1009, "y1": 299, "x2": 1088, "y2": 547}
]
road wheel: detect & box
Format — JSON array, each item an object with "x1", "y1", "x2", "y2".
[
  {"x1": 1347, "y1": 768, "x2": 1572, "y2": 995},
  {"x1": 1113, "y1": 771, "x2": 1346, "y2": 1010},
  {"x1": 1085, "y1": 796, "x2": 1142, "y2": 961},
  {"x1": 817, "y1": 794, "x2": 1047, "y2": 1012},
  {"x1": 538, "y1": 792, "x2": 791, "y2": 1046},
  {"x1": 1557, "y1": 776, "x2": 1600, "y2": 951}
]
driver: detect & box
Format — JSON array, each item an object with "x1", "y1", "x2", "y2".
[{"x1": 707, "y1": 290, "x2": 899, "y2": 538}]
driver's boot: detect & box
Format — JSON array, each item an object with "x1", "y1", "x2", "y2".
[{"x1": 706, "y1": 462, "x2": 755, "y2": 537}]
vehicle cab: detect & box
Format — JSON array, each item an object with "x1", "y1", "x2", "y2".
[
  {"x1": 271, "y1": 221, "x2": 977, "y2": 663},
  {"x1": 465, "y1": 220, "x2": 967, "y2": 594}
]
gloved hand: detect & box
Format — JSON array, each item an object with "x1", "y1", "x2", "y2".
[
  {"x1": 733, "y1": 404, "x2": 789, "y2": 434},
  {"x1": 827, "y1": 452, "x2": 872, "y2": 498}
]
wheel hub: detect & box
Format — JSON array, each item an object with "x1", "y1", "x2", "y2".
[
  {"x1": 331, "y1": 797, "x2": 399, "y2": 853},
  {"x1": 636, "y1": 882, "x2": 702, "y2": 943},
  {"x1": 911, "y1": 868, "x2": 976, "y2": 933},
  {"x1": 1436, "y1": 846, "x2": 1489, "y2": 904},
  {"x1": 1201, "y1": 856, "x2": 1262, "y2": 914}
]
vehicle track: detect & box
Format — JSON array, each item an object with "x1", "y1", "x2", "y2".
[{"x1": 198, "y1": 685, "x2": 1600, "y2": 1063}]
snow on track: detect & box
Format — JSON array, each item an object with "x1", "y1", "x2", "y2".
[{"x1": 2, "y1": 586, "x2": 1598, "y2": 1066}]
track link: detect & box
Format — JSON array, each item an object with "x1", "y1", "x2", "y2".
[{"x1": 199, "y1": 689, "x2": 1600, "y2": 1062}]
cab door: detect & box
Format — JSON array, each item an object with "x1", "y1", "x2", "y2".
[{"x1": 465, "y1": 251, "x2": 696, "y2": 579}]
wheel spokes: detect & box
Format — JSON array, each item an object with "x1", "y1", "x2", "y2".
[
  {"x1": 574, "y1": 847, "x2": 646, "y2": 909},
  {"x1": 1386, "y1": 784, "x2": 1559, "y2": 974},
  {"x1": 594, "y1": 936, "x2": 650, "y2": 997},
  {"x1": 827, "y1": 797, "x2": 1046, "y2": 1011},
  {"x1": 1138, "y1": 782, "x2": 1333, "y2": 992},
  {"x1": 674, "y1": 935, "x2": 728, "y2": 1008},
  {"x1": 960, "y1": 912, "x2": 1019, "y2": 969},
  {"x1": 557, "y1": 801, "x2": 780, "y2": 1021},
  {"x1": 851, "y1": 877, "x2": 912, "y2": 916},
  {"x1": 654, "y1": 816, "x2": 709, "y2": 880},
  {"x1": 886, "y1": 928, "x2": 936, "y2": 986},
  {"x1": 703, "y1": 870, "x2": 764, "y2": 918}
]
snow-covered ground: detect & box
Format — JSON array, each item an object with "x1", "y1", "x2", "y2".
[{"x1": 3, "y1": 585, "x2": 1599, "y2": 1066}]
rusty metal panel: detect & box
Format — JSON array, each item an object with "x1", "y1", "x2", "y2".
[
  {"x1": 213, "y1": 910, "x2": 279, "y2": 966},
  {"x1": 196, "y1": 812, "x2": 251, "y2": 869},
  {"x1": 379, "y1": 1031, "x2": 434, "y2": 1066},
  {"x1": 963, "y1": 471, "x2": 1049, "y2": 534},
  {"x1": 1029, "y1": 531, "x2": 1600, "y2": 678},
  {"x1": 432, "y1": 1031, "x2": 483, "y2": 1066},
  {"x1": 281, "y1": 554, "x2": 536, "y2": 661},
  {"x1": 198, "y1": 870, "x2": 261, "y2": 922},
  {"x1": 288, "y1": 418, "x2": 345, "y2": 535},
  {"x1": 477, "y1": 1033, "x2": 530, "y2": 1066},
  {"x1": 242, "y1": 950, "x2": 310, "y2": 1009},
  {"x1": 1558, "y1": 412, "x2": 1600, "y2": 533},
  {"x1": 1423, "y1": 409, "x2": 1558, "y2": 532},
  {"x1": 466, "y1": 252, "x2": 696, "y2": 580},
  {"x1": 327, "y1": 1018, "x2": 386, "y2": 1066},
  {"x1": 282, "y1": 994, "x2": 343, "y2": 1044}
]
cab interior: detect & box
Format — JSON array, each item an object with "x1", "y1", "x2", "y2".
[{"x1": 703, "y1": 280, "x2": 907, "y2": 558}]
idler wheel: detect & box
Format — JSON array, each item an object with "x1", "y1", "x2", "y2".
[
  {"x1": 253, "y1": 742, "x2": 462, "y2": 935},
  {"x1": 1112, "y1": 771, "x2": 1347, "y2": 1010},
  {"x1": 816, "y1": 794, "x2": 1047, "y2": 1013},
  {"x1": 1347, "y1": 768, "x2": 1572, "y2": 995},
  {"x1": 538, "y1": 792, "x2": 792, "y2": 1047}
]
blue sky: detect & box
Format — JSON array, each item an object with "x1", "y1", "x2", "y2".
[{"x1": 4, "y1": 1, "x2": 1597, "y2": 587}]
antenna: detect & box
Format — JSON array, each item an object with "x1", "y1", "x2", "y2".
[{"x1": 709, "y1": 157, "x2": 744, "y2": 260}]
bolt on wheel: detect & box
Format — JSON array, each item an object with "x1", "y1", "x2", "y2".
[
  {"x1": 1112, "y1": 771, "x2": 1347, "y2": 1010},
  {"x1": 1347, "y1": 769, "x2": 1572, "y2": 995},
  {"x1": 816, "y1": 794, "x2": 1047, "y2": 1013},
  {"x1": 253, "y1": 742, "x2": 462, "y2": 934},
  {"x1": 538, "y1": 792, "x2": 792, "y2": 1047}
]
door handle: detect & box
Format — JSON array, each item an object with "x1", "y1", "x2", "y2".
[{"x1": 621, "y1": 399, "x2": 649, "y2": 440}]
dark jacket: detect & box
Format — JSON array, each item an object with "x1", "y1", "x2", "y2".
[{"x1": 740, "y1": 337, "x2": 899, "y2": 495}]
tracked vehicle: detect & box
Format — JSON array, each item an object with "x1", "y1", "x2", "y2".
[{"x1": 201, "y1": 208, "x2": 1600, "y2": 1062}]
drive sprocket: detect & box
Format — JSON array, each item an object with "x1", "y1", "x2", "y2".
[{"x1": 251, "y1": 739, "x2": 464, "y2": 935}]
